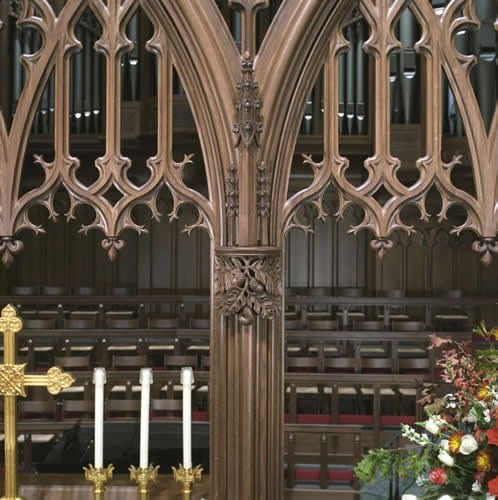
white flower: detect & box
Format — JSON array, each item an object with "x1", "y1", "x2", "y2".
[
  {"x1": 472, "y1": 480, "x2": 482, "y2": 492},
  {"x1": 484, "y1": 409, "x2": 492, "y2": 423},
  {"x1": 440, "y1": 439, "x2": 449, "y2": 451},
  {"x1": 424, "y1": 418, "x2": 440, "y2": 435},
  {"x1": 465, "y1": 407, "x2": 479, "y2": 423},
  {"x1": 438, "y1": 450, "x2": 455, "y2": 467},
  {"x1": 415, "y1": 474, "x2": 427, "y2": 487},
  {"x1": 401, "y1": 424, "x2": 430, "y2": 446},
  {"x1": 459, "y1": 434, "x2": 478, "y2": 455},
  {"x1": 486, "y1": 495, "x2": 495, "y2": 500},
  {"x1": 438, "y1": 496, "x2": 453, "y2": 500},
  {"x1": 401, "y1": 495, "x2": 418, "y2": 500}
]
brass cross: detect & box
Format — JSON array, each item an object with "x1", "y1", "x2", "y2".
[{"x1": 0, "y1": 304, "x2": 75, "y2": 500}]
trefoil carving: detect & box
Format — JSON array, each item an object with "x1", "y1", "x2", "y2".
[
  {"x1": 0, "y1": 238, "x2": 24, "y2": 268},
  {"x1": 214, "y1": 254, "x2": 281, "y2": 325},
  {"x1": 472, "y1": 238, "x2": 498, "y2": 266}
]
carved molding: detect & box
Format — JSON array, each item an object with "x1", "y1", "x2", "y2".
[
  {"x1": 226, "y1": 163, "x2": 239, "y2": 219},
  {"x1": 256, "y1": 162, "x2": 270, "y2": 219},
  {"x1": 214, "y1": 248, "x2": 282, "y2": 325}
]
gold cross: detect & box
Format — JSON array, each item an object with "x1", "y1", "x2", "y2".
[{"x1": 0, "y1": 304, "x2": 75, "y2": 500}]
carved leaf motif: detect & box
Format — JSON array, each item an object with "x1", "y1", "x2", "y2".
[{"x1": 214, "y1": 255, "x2": 281, "y2": 324}]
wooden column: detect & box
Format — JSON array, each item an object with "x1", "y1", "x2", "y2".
[{"x1": 211, "y1": 247, "x2": 283, "y2": 500}]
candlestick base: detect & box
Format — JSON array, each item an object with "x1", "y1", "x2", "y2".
[
  {"x1": 129, "y1": 465, "x2": 160, "y2": 500},
  {"x1": 172, "y1": 464, "x2": 203, "y2": 494},
  {"x1": 83, "y1": 464, "x2": 114, "y2": 500}
]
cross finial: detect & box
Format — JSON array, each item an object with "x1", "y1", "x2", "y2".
[
  {"x1": 0, "y1": 304, "x2": 22, "y2": 337},
  {"x1": 229, "y1": 0, "x2": 269, "y2": 58}
]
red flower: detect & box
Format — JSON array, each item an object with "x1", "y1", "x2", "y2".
[
  {"x1": 487, "y1": 427, "x2": 498, "y2": 446},
  {"x1": 488, "y1": 476, "x2": 498, "y2": 495},
  {"x1": 429, "y1": 467, "x2": 448, "y2": 485}
]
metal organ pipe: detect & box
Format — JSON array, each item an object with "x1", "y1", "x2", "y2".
[
  {"x1": 355, "y1": 20, "x2": 366, "y2": 135},
  {"x1": 399, "y1": 9, "x2": 416, "y2": 124}
]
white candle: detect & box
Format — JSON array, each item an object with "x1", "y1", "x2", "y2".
[
  {"x1": 93, "y1": 368, "x2": 106, "y2": 469},
  {"x1": 181, "y1": 367, "x2": 194, "y2": 469},
  {"x1": 139, "y1": 368, "x2": 153, "y2": 469}
]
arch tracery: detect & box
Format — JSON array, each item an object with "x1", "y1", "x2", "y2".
[{"x1": 0, "y1": 1, "x2": 496, "y2": 498}]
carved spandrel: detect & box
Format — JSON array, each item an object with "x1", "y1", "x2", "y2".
[{"x1": 214, "y1": 251, "x2": 282, "y2": 325}]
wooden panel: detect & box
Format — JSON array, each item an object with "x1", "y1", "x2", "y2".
[
  {"x1": 405, "y1": 233, "x2": 426, "y2": 293},
  {"x1": 431, "y1": 231, "x2": 452, "y2": 292}
]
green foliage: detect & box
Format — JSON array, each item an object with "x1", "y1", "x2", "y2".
[{"x1": 354, "y1": 446, "x2": 428, "y2": 484}]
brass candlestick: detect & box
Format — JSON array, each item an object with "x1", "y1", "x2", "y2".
[
  {"x1": 172, "y1": 464, "x2": 203, "y2": 494},
  {"x1": 84, "y1": 464, "x2": 114, "y2": 500},
  {"x1": 129, "y1": 465, "x2": 160, "y2": 500}
]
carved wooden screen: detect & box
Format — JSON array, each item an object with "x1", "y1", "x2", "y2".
[{"x1": 0, "y1": 1, "x2": 496, "y2": 499}]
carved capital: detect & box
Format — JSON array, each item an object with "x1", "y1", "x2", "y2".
[{"x1": 214, "y1": 248, "x2": 282, "y2": 325}]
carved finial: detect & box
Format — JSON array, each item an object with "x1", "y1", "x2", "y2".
[
  {"x1": 0, "y1": 237, "x2": 24, "y2": 268},
  {"x1": 472, "y1": 238, "x2": 498, "y2": 266},
  {"x1": 370, "y1": 238, "x2": 394, "y2": 259},
  {"x1": 101, "y1": 237, "x2": 125, "y2": 261},
  {"x1": 233, "y1": 56, "x2": 262, "y2": 148},
  {"x1": 229, "y1": 0, "x2": 269, "y2": 57}
]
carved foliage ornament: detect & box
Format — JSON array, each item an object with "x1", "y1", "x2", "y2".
[
  {"x1": 233, "y1": 58, "x2": 262, "y2": 148},
  {"x1": 214, "y1": 254, "x2": 282, "y2": 325}
]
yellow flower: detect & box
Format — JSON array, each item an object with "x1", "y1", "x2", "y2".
[
  {"x1": 477, "y1": 450, "x2": 492, "y2": 472},
  {"x1": 448, "y1": 432, "x2": 463, "y2": 454},
  {"x1": 477, "y1": 386, "x2": 490, "y2": 400}
]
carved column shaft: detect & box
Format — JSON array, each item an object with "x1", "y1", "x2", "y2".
[{"x1": 211, "y1": 248, "x2": 283, "y2": 500}]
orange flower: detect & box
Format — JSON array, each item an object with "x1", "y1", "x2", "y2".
[
  {"x1": 477, "y1": 450, "x2": 493, "y2": 472},
  {"x1": 448, "y1": 432, "x2": 463, "y2": 453},
  {"x1": 487, "y1": 427, "x2": 498, "y2": 446},
  {"x1": 477, "y1": 386, "x2": 491, "y2": 400}
]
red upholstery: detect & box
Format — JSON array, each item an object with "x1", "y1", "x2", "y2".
[
  {"x1": 381, "y1": 415, "x2": 416, "y2": 425},
  {"x1": 296, "y1": 414, "x2": 332, "y2": 424},
  {"x1": 338, "y1": 414, "x2": 374, "y2": 425}
]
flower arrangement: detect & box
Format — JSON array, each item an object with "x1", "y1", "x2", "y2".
[{"x1": 355, "y1": 322, "x2": 498, "y2": 499}]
